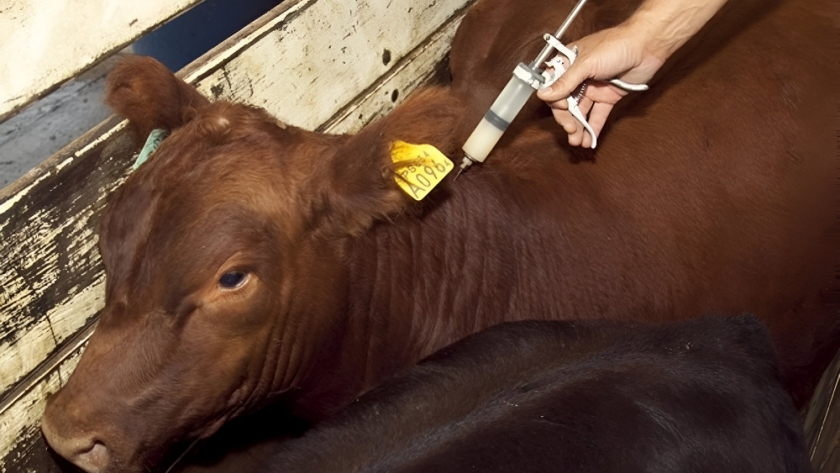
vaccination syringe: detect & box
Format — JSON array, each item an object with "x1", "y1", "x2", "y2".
[{"x1": 459, "y1": 0, "x2": 588, "y2": 173}]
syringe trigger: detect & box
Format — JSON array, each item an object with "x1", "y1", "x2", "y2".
[{"x1": 542, "y1": 34, "x2": 579, "y2": 68}]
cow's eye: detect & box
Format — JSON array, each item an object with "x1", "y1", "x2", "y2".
[{"x1": 219, "y1": 271, "x2": 247, "y2": 289}]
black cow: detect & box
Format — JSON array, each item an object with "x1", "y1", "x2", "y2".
[{"x1": 240, "y1": 315, "x2": 811, "y2": 473}]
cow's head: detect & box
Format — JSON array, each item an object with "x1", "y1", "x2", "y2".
[{"x1": 40, "y1": 55, "x2": 461, "y2": 473}]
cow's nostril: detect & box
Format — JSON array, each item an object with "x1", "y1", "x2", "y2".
[
  {"x1": 42, "y1": 415, "x2": 111, "y2": 473},
  {"x1": 73, "y1": 441, "x2": 110, "y2": 473}
]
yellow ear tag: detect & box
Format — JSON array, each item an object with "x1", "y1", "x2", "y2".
[{"x1": 390, "y1": 140, "x2": 454, "y2": 201}]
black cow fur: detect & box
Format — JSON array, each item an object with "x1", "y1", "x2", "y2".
[{"x1": 245, "y1": 315, "x2": 811, "y2": 473}]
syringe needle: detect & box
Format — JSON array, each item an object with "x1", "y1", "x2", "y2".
[
  {"x1": 453, "y1": 158, "x2": 472, "y2": 182},
  {"x1": 453, "y1": 167, "x2": 465, "y2": 182}
]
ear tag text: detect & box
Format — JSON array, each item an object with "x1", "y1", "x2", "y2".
[{"x1": 390, "y1": 141, "x2": 454, "y2": 201}]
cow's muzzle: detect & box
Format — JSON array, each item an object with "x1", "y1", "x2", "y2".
[{"x1": 41, "y1": 411, "x2": 111, "y2": 473}]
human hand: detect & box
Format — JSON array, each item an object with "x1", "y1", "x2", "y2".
[{"x1": 536, "y1": 23, "x2": 664, "y2": 148}]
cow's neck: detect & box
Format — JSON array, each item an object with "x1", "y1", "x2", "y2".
[
  {"x1": 340, "y1": 187, "x2": 569, "y2": 387},
  {"x1": 286, "y1": 87, "x2": 575, "y2": 420},
  {"x1": 277, "y1": 87, "x2": 584, "y2": 423},
  {"x1": 277, "y1": 87, "x2": 477, "y2": 420}
]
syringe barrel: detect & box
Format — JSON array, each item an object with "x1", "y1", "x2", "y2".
[{"x1": 462, "y1": 71, "x2": 535, "y2": 164}]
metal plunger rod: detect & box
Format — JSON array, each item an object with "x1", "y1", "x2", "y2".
[
  {"x1": 530, "y1": 0, "x2": 588, "y2": 68},
  {"x1": 457, "y1": 0, "x2": 590, "y2": 176}
]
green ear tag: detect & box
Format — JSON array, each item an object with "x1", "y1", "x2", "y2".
[
  {"x1": 390, "y1": 140, "x2": 454, "y2": 201},
  {"x1": 133, "y1": 128, "x2": 169, "y2": 170}
]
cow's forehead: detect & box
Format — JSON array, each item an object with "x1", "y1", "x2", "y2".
[
  {"x1": 122, "y1": 110, "x2": 299, "y2": 215},
  {"x1": 99, "y1": 102, "x2": 313, "y2": 303},
  {"x1": 103, "y1": 160, "x2": 291, "y2": 286},
  {"x1": 101, "y1": 192, "x2": 285, "y2": 305},
  {"x1": 117, "y1": 182, "x2": 282, "y2": 257},
  {"x1": 145, "y1": 130, "x2": 278, "y2": 186}
]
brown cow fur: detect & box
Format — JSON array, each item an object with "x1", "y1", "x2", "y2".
[{"x1": 42, "y1": 0, "x2": 838, "y2": 471}]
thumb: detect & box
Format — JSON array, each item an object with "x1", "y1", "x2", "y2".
[{"x1": 537, "y1": 61, "x2": 590, "y2": 101}]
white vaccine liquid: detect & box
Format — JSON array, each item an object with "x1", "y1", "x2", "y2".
[{"x1": 462, "y1": 68, "x2": 537, "y2": 164}]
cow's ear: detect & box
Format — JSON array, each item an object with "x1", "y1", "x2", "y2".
[
  {"x1": 105, "y1": 55, "x2": 210, "y2": 139},
  {"x1": 314, "y1": 87, "x2": 463, "y2": 236},
  {"x1": 315, "y1": 137, "x2": 412, "y2": 237}
]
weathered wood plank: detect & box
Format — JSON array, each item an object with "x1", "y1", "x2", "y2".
[
  {"x1": 324, "y1": 10, "x2": 462, "y2": 134},
  {"x1": 0, "y1": 0, "x2": 204, "y2": 122},
  {"x1": 188, "y1": 0, "x2": 469, "y2": 130},
  {"x1": 0, "y1": 337, "x2": 88, "y2": 468},
  {"x1": 0, "y1": 0, "x2": 473, "y2": 469},
  {"x1": 0, "y1": 122, "x2": 132, "y2": 398}
]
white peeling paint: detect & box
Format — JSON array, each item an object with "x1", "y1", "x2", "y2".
[
  {"x1": 0, "y1": 268, "x2": 35, "y2": 334},
  {"x1": 73, "y1": 120, "x2": 128, "y2": 159},
  {"x1": 193, "y1": 0, "x2": 472, "y2": 131},
  {"x1": 48, "y1": 278, "x2": 105, "y2": 347},
  {"x1": 0, "y1": 1, "x2": 203, "y2": 120},
  {"x1": 0, "y1": 220, "x2": 99, "y2": 394},
  {"x1": 65, "y1": 223, "x2": 101, "y2": 274},
  {"x1": 325, "y1": 14, "x2": 465, "y2": 134},
  {"x1": 54, "y1": 156, "x2": 74, "y2": 173},
  {"x1": 0, "y1": 350, "x2": 82, "y2": 462},
  {"x1": 0, "y1": 171, "x2": 50, "y2": 216},
  {"x1": 181, "y1": 0, "x2": 312, "y2": 84},
  {"x1": 0, "y1": 323, "x2": 56, "y2": 399}
]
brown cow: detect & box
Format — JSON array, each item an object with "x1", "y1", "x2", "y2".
[{"x1": 41, "y1": 0, "x2": 838, "y2": 471}]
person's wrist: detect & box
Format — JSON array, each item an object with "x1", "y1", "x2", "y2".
[{"x1": 625, "y1": 9, "x2": 681, "y2": 63}]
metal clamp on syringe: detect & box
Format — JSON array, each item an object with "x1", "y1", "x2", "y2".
[
  {"x1": 459, "y1": 0, "x2": 590, "y2": 174},
  {"x1": 459, "y1": 0, "x2": 648, "y2": 174},
  {"x1": 540, "y1": 33, "x2": 649, "y2": 150}
]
